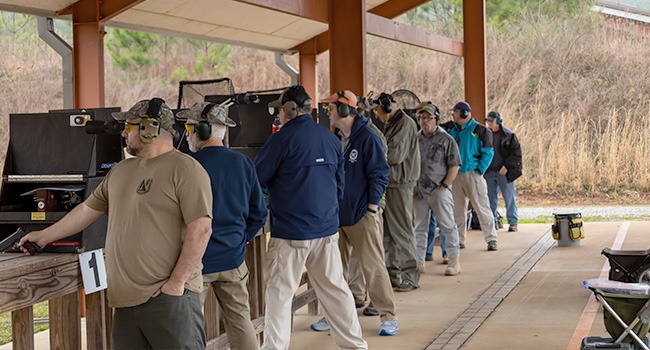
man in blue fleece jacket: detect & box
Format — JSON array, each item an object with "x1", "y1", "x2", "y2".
[
  {"x1": 255, "y1": 86, "x2": 367, "y2": 350},
  {"x1": 309, "y1": 90, "x2": 398, "y2": 336},
  {"x1": 179, "y1": 101, "x2": 267, "y2": 350},
  {"x1": 440, "y1": 101, "x2": 498, "y2": 251}
]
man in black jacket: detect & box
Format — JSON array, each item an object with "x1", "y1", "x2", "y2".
[{"x1": 484, "y1": 111, "x2": 522, "y2": 232}]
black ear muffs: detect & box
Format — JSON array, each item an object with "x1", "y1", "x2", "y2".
[
  {"x1": 378, "y1": 93, "x2": 393, "y2": 114},
  {"x1": 140, "y1": 98, "x2": 165, "y2": 144},
  {"x1": 335, "y1": 91, "x2": 350, "y2": 117},
  {"x1": 460, "y1": 109, "x2": 469, "y2": 119},
  {"x1": 196, "y1": 103, "x2": 214, "y2": 141}
]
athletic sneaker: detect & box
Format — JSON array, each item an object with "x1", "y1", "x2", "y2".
[
  {"x1": 310, "y1": 317, "x2": 330, "y2": 332},
  {"x1": 379, "y1": 320, "x2": 398, "y2": 336}
]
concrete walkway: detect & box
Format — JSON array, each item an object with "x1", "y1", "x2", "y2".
[
  {"x1": 3, "y1": 221, "x2": 646, "y2": 349},
  {"x1": 290, "y1": 221, "x2": 643, "y2": 349}
]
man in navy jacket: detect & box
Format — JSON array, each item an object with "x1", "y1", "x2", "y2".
[
  {"x1": 179, "y1": 102, "x2": 267, "y2": 350},
  {"x1": 255, "y1": 86, "x2": 367, "y2": 350},
  {"x1": 310, "y1": 90, "x2": 398, "y2": 336}
]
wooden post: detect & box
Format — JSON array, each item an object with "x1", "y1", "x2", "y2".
[
  {"x1": 11, "y1": 306, "x2": 34, "y2": 350},
  {"x1": 49, "y1": 292, "x2": 81, "y2": 350}
]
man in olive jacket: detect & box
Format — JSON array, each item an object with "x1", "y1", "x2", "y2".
[{"x1": 374, "y1": 92, "x2": 421, "y2": 292}]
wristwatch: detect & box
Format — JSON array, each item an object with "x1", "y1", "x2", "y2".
[{"x1": 440, "y1": 183, "x2": 450, "y2": 189}]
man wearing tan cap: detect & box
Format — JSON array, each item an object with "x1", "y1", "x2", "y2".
[
  {"x1": 413, "y1": 102, "x2": 462, "y2": 276},
  {"x1": 255, "y1": 86, "x2": 367, "y2": 350},
  {"x1": 20, "y1": 98, "x2": 213, "y2": 349},
  {"x1": 310, "y1": 90, "x2": 398, "y2": 336},
  {"x1": 179, "y1": 102, "x2": 267, "y2": 350}
]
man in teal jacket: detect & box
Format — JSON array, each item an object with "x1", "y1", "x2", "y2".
[{"x1": 440, "y1": 102, "x2": 498, "y2": 251}]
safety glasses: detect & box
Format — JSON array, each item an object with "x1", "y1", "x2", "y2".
[
  {"x1": 184, "y1": 123, "x2": 197, "y2": 133},
  {"x1": 123, "y1": 122, "x2": 141, "y2": 133}
]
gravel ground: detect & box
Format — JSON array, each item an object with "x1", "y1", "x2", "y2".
[{"x1": 517, "y1": 206, "x2": 650, "y2": 220}]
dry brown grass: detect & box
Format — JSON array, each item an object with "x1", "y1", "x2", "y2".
[{"x1": 0, "y1": 13, "x2": 648, "y2": 200}]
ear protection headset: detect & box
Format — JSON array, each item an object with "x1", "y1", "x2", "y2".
[
  {"x1": 495, "y1": 111, "x2": 503, "y2": 125},
  {"x1": 196, "y1": 104, "x2": 214, "y2": 141},
  {"x1": 140, "y1": 98, "x2": 165, "y2": 144},
  {"x1": 335, "y1": 91, "x2": 351, "y2": 117},
  {"x1": 282, "y1": 86, "x2": 312, "y2": 120},
  {"x1": 378, "y1": 93, "x2": 394, "y2": 114},
  {"x1": 459, "y1": 109, "x2": 469, "y2": 119}
]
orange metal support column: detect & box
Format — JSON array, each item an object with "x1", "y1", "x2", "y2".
[
  {"x1": 462, "y1": 0, "x2": 487, "y2": 122},
  {"x1": 72, "y1": 3, "x2": 105, "y2": 108},
  {"x1": 299, "y1": 52, "x2": 318, "y2": 104},
  {"x1": 328, "y1": 0, "x2": 366, "y2": 96}
]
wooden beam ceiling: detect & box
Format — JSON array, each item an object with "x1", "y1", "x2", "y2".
[
  {"x1": 294, "y1": 0, "x2": 431, "y2": 54},
  {"x1": 366, "y1": 13, "x2": 463, "y2": 56},
  {"x1": 233, "y1": 0, "x2": 328, "y2": 23},
  {"x1": 58, "y1": 0, "x2": 144, "y2": 22}
]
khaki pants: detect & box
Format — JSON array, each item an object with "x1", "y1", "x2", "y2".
[
  {"x1": 383, "y1": 187, "x2": 420, "y2": 287},
  {"x1": 262, "y1": 234, "x2": 367, "y2": 350},
  {"x1": 340, "y1": 211, "x2": 398, "y2": 322},
  {"x1": 347, "y1": 250, "x2": 366, "y2": 303},
  {"x1": 413, "y1": 188, "x2": 460, "y2": 264},
  {"x1": 452, "y1": 171, "x2": 498, "y2": 244},
  {"x1": 200, "y1": 263, "x2": 258, "y2": 350}
]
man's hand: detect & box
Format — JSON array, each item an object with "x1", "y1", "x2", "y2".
[
  {"x1": 368, "y1": 204, "x2": 379, "y2": 217},
  {"x1": 499, "y1": 166, "x2": 508, "y2": 176},
  {"x1": 18, "y1": 231, "x2": 49, "y2": 255},
  {"x1": 152, "y1": 280, "x2": 185, "y2": 297}
]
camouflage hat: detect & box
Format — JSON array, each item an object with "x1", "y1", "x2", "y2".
[
  {"x1": 176, "y1": 102, "x2": 236, "y2": 127},
  {"x1": 416, "y1": 102, "x2": 441, "y2": 119},
  {"x1": 112, "y1": 98, "x2": 176, "y2": 136}
]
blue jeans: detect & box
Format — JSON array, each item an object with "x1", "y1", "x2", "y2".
[
  {"x1": 484, "y1": 170, "x2": 518, "y2": 225},
  {"x1": 426, "y1": 212, "x2": 446, "y2": 258}
]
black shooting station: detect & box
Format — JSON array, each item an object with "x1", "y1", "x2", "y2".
[{"x1": 0, "y1": 108, "x2": 123, "y2": 253}]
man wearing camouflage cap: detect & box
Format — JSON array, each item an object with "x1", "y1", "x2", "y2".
[
  {"x1": 20, "y1": 98, "x2": 213, "y2": 349},
  {"x1": 413, "y1": 102, "x2": 462, "y2": 276},
  {"x1": 179, "y1": 102, "x2": 267, "y2": 350}
]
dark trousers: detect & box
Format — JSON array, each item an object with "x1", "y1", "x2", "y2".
[{"x1": 112, "y1": 290, "x2": 206, "y2": 350}]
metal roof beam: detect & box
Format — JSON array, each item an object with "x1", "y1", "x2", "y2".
[
  {"x1": 366, "y1": 13, "x2": 463, "y2": 57},
  {"x1": 233, "y1": 0, "x2": 328, "y2": 23}
]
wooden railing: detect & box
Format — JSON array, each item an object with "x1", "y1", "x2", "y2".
[
  {"x1": 0, "y1": 227, "x2": 320, "y2": 350},
  {"x1": 0, "y1": 253, "x2": 110, "y2": 350}
]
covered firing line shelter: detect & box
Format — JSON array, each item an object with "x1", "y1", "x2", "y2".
[
  {"x1": 0, "y1": 0, "x2": 488, "y2": 119},
  {"x1": 0, "y1": 1, "x2": 488, "y2": 349}
]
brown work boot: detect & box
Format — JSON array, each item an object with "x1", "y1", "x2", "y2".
[{"x1": 444, "y1": 256, "x2": 461, "y2": 276}]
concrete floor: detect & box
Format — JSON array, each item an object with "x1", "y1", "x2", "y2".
[
  {"x1": 4, "y1": 221, "x2": 646, "y2": 349},
  {"x1": 291, "y1": 221, "x2": 644, "y2": 350}
]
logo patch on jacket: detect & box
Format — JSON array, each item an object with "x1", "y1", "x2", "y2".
[
  {"x1": 349, "y1": 149, "x2": 358, "y2": 163},
  {"x1": 137, "y1": 179, "x2": 153, "y2": 195}
]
